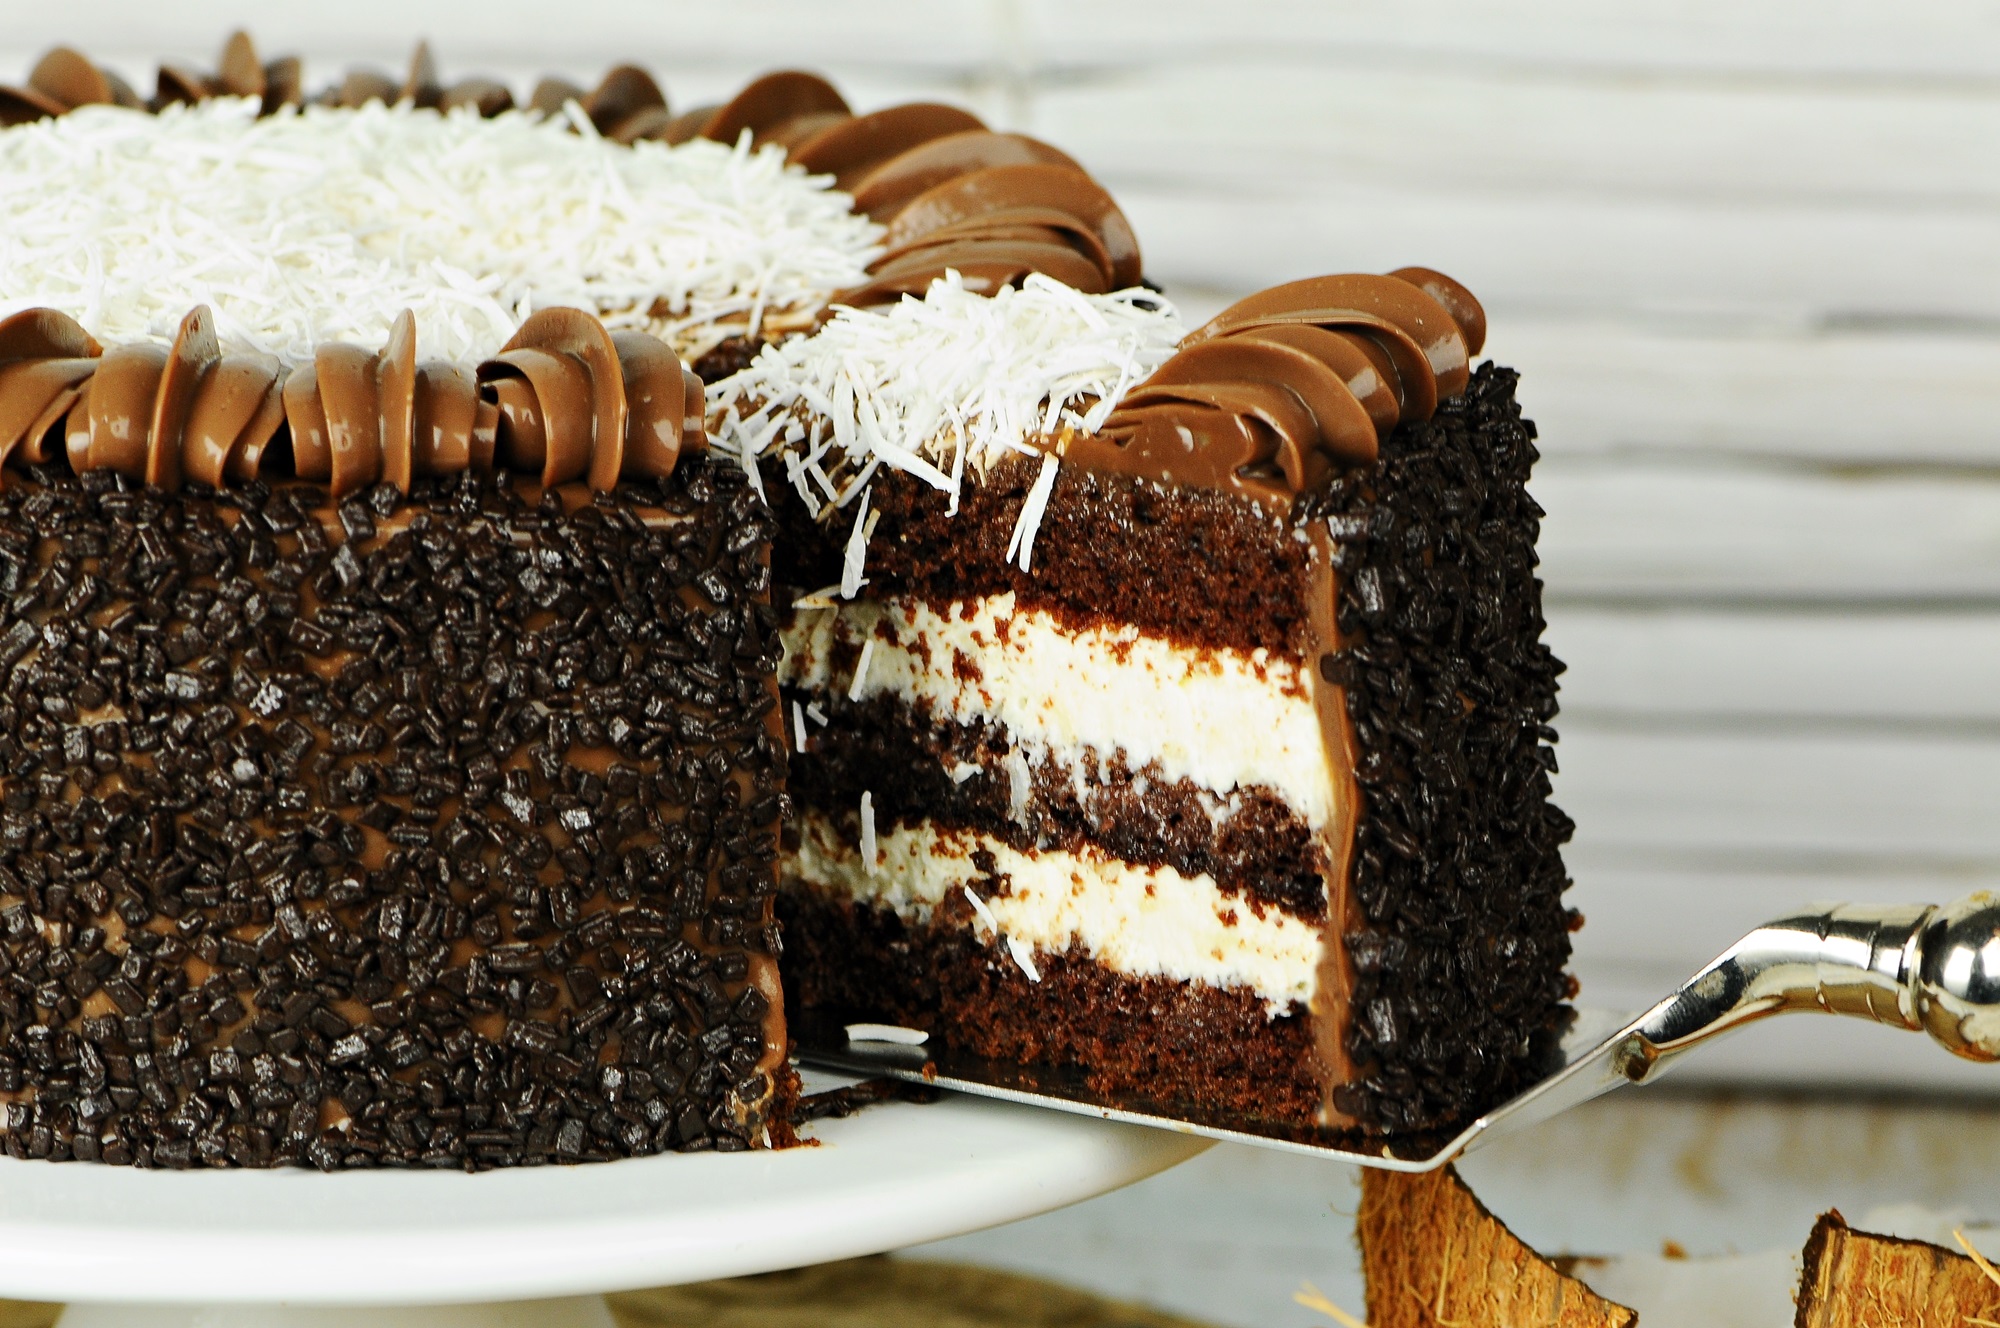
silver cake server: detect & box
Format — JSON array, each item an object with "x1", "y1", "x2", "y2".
[{"x1": 792, "y1": 891, "x2": 2000, "y2": 1169}]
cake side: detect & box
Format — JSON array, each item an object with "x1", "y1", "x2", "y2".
[
  {"x1": 1312, "y1": 363, "x2": 1576, "y2": 1133},
  {"x1": 0, "y1": 306, "x2": 789, "y2": 1168}
]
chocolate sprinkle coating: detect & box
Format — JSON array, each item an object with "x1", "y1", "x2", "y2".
[
  {"x1": 0, "y1": 457, "x2": 788, "y2": 1169},
  {"x1": 1308, "y1": 363, "x2": 1575, "y2": 1133}
]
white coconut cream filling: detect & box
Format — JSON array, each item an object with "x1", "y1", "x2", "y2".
[
  {"x1": 779, "y1": 593, "x2": 1339, "y2": 831},
  {"x1": 788, "y1": 812, "x2": 1322, "y2": 1015}
]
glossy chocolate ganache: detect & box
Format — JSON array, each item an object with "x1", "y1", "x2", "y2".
[{"x1": 0, "y1": 304, "x2": 789, "y2": 1169}]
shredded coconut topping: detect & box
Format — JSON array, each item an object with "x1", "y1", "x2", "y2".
[
  {"x1": 961, "y1": 885, "x2": 999, "y2": 936},
  {"x1": 708, "y1": 273, "x2": 1182, "y2": 513},
  {"x1": 1005, "y1": 452, "x2": 1062, "y2": 573},
  {"x1": 0, "y1": 99, "x2": 879, "y2": 365},
  {"x1": 859, "y1": 791, "x2": 878, "y2": 877},
  {"x1": 1006, "y1": 935, "x2": 1044, "y2": 984},
  {"x1": 844, "y1": 1023, "x2": 928, "y2": 1046},
  {"x1": 847, "y1": 637, "x2": 875, "y2": 703}
]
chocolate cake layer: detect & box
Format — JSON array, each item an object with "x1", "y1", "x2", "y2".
[
  {"x1": 773, "y1": 455, "x2": 1321, "y2": 659},
  {"x1": 0, "y1": 457, "x2": 789, "y2": 1169},
  {"x1": 782, "y1": 690, "x2": 1327, "y2": 921},
  {"x1": 779, "y1": 886, "x2": 1323, "y2": 1124},
  {"x1": 1310, "y1": 363, "x2": 1574, "y2": 1133}
]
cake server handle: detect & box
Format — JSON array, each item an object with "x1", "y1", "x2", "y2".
[
  {"x1": 1608, "y1": 889, "x2": 2000, "y2": 1084},
  {"x1": 1455, "y1": 891, "x2": 2000, "y2": 1163}
]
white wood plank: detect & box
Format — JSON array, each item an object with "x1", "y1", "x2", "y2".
[
  {"x1": 1118, "y1": 182, "x2": 2000, "y2": 325},
  {"x1": 1547, "y1": 608, "x2": 2000, "y2": 723},
  {"x1": 18, "y1": 0, "x2": 2000, "y2": 85},
  {"x1": 1552, "y1": 721, "x2": 2000, "y2": 862},
  {"x1": 1019, "y1": 0, "x2": 2000, "y2": 82},
  {"x1": 1498, "y1": 321, "x2": 2000, "y2": 466},
  {"x1": 1533, "y1": 458, "x2": 2000, "y2": 601},
  {"x1": 1032, "y1": 62, "x2": 2000, "y2": 210},
  {"x1": 1567, "y1": 864, "x2": 1985, "y2": 999}
]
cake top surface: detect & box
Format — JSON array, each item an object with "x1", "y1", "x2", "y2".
[
  {"x1": 0, "y1": 34, "x2": 1498, "y2": 520},
  {"x1": 0, "y1": 96, "x2": 879, "y2": 366}
]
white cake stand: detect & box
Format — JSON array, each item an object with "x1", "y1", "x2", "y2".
[{"x1": 0, "y1": 1075, "x2": 1208, "y2": 1327}]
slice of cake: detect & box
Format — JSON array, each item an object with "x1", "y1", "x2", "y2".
[{"x1": 723, "y1": 263, "x2": 1573, "y2": 1135}]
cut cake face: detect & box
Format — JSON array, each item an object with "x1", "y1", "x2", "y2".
[
  {"x1": 735, "y1": 274, "x2": 1574, "y2": 1135},
  {"x1": 0, "y1": 31, "x2": 1575, "y2": 1164}
]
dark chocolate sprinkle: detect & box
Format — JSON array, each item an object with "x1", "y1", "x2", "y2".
[
  {"x1": 0, "y1": 458, "x2": 786, "y2": 1169},
  {"x1": 1308, "y1": 364, "x2": 1573, "y2": 1134}
]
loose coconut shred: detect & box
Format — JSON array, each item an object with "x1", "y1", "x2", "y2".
[{"x1": 707, "y1": 273, "x2": 1182, "y2": 529}]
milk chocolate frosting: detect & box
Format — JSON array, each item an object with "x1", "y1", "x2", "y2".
[
  {"x1": 0, "y1": 306, "x2": 705, "y2": 499},
  {"x1": 0, "y1": 46, "x2": 143, "y2": 126},
  {"x1": 1067, "y1": 269, "x2": 1488, "y2": 504},
  {"x1": 801, "y1": 117, "x2": 1142, "y2": 305},
  {"x1": 662, "y1": 76, "x2": 1143, "y2": 306},
  {"x1": 156, "y1": 31, "x2": 303, "y2": 116}
]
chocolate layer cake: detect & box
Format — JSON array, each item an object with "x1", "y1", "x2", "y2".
[
  {"x1": 2, "y1": 32, "x2": 1576, "y2": 1155},
  {"x1": 728, "y1": 269, "x2": 1574, "y2": 1136}
]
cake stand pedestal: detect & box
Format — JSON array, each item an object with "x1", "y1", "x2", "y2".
[{"x1": 0, "y1": 1076, "x2": 1205, "y2": 1327}]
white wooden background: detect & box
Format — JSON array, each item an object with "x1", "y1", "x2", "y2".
[{"x1": 8, "y1": 0, "x2": 2000, "y2": 1091}]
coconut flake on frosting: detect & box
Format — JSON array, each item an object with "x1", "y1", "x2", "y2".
[
  {"x1": 707, "y1": 272, "x2": 1183, "y2": 514},
  {"x1": 0, "y1": 98, "x2": 879, "y2": 366}
]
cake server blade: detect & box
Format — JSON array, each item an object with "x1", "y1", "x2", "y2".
[{"x1": 792, "y1": 891, "x2": 2000, "y2": 1169}]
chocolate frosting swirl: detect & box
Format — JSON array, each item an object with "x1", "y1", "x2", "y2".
[
  {"x1": 0, "y1": 310, "x2": 101, "y2": 473},
  {"x1": 156, "y1": 31, "x2": 303, "y2": 116},
  {"x1": 697, "y1": 71, "x2": 850, "y2": 148},
  {"x1": 0, "y1": 306, "x2": 705, "y2": 500},
  {"x1": 62, "y1": 306, "x2": 287, "y2": 491},
  {"x1": 789, "y1": 103, "x2": 986, "y2": 190},
  {"x1": 478, "y1": 308, "x2": 707, "y2": 489},
  {"x1": 711, "y1": 84, "x2": 1145, "y2": 309},
  {"x1": 1066, "y1": 269, "x2": 1488, "y2": 504},
  {"x1": 813, "y1": 125, "x2": 1144, "y2": 308},
  {"x1": 1, "y1": 46, "x2": 142, "y2": 126},
  {"x1": 283, "y1": 310, "x2": 487, "y2": 497},
  {"x1": 328, "y1": 41, "x2": 515, "y2": 118}
]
